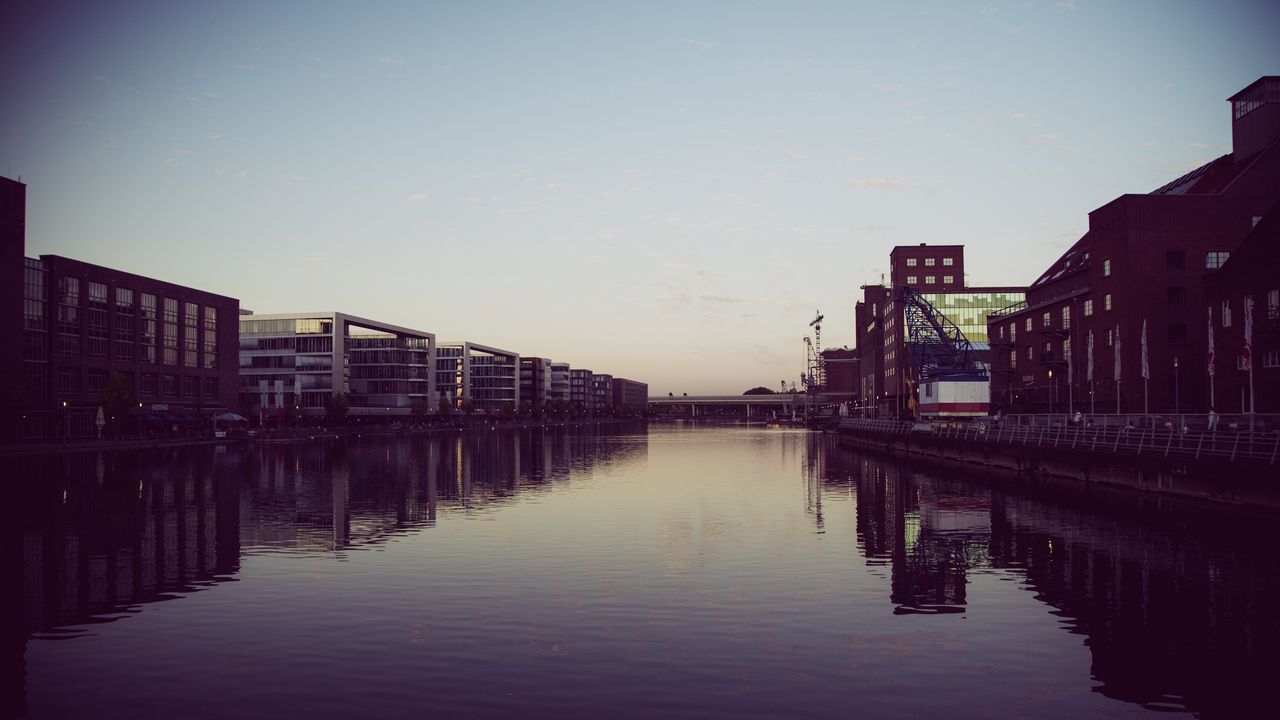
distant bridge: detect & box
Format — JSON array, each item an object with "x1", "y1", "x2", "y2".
[{"x1": 647, "y1": 394, "x2": 855, "y2": 418}]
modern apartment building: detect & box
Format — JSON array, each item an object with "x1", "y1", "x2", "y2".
[
  {"x1": 437, "y1": 342, "x2": 519, "y2": 412},
  {"x1": 590, "y1": 373, "x2": 613, "y2": 413},
  {"x1": 549, "y1": 362, "x2": 570, "y2": 404},
  {"x1": 987, "y1": 76, "x2": 1280, "y2": 414},
  {"x1": 568, "y1": 368, "x2": 592, "y2": 408},
  {"x1": 4, "y1": 176, "x2": 241, "y2": 438},
  {"x1": 239, "y1": 311, "x2": 434, "y2": 420},
  {"x1": 519, "y1": 356, "x2": 553, "y2": 409}
]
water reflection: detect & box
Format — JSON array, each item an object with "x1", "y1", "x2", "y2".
[
  {"x1": 3, "y1": 425, "x2": 1277, "y2": 719},
  {"x1": 814, "y1": 441, "x2": 1280, "y2": 717},
  {"x1": 1, "y1": 423, "x2": 647, "y2": 720}
]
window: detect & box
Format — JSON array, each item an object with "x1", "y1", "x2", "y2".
[
  {"x1": 1237, "y1": 355, "x2": 1247, "y2": 370},
  {"x1": 1205, "y1": 251, "x2": 1230, "y2": 269},
  {"x1": 925, "y1": 276, "x2": 936, "y2": 285},
  {"x1": 183, "y1": 302, "x2": 199, "y2": 367},
  {"x1": 1041, "y1": 312, "x2": 1051, "y2": 328},
  {"x1": 140, "y1": 293, "x2": 157, "y2": 363},
  {"x1": 57, "y1": 367, "x2": 80, "y2": 394},
  {"x1": 1222, "y1": 300, "x2": 1233, "y2": 327},
  {"x1": 1062, "y1": 306, "x2": 1071, "y2": 329},
  {"x1": 1265, "y1": 350, "x2": 1279, "y2": 368},
  {"x1": 1167, "y1": 287, "x2": 1186, "y2": 305},
  {"x1": 1025, "y1": 318, "x2": 1032, "y2": 332},
  {"x1": 943, "y1": 257, "x2": 954, "y2": 267},
  {"x1": 906, "y1": 258, "x2": 917, "y2": 267},
  {"x1": 1268, "y1": 289, "x2": 1279, "y2": 319},
  {"x1": 1104, "y1": 294, "x2": 1112, "y2": 311},
  {"x1": 1166, "y1": 250, "x2": 1185, "y2": 269},
  {"x1": 925, "y1": 258, "x2": 936, "y2": 267},
  {"x1": 140, "y1": 373, "x2": 157, "y2": 398},
  {"x1": 1103, "y1": 259, "x2": 1111, "y2": 277},
  {"x1": 907, "y1": 275, "x2": 917, "y2": 285},
  {"x1": 1083, "y1": 299, "x2": 1094, "y2": 317},
  {"x1": 1010, "y1": 350, "x2": 1017, "y2": 369},
  {"x1": 87, "y1": 369, "x2": 107, "y2": 394},
  {"x1": 203, "y1": 306, "x2": 218, "y2": 369},
  {"x1": 943, "y1": 275, "x2": 954, "y2": 284},
  {"x1": 161, "y1": 374, "x2": 178, "y2": 398},
  {"x1": 1167, "y1": 324, "x2": 1187, "y2": 344},
  {"x1": 1106, "y1": 328, "x2": 1114, "y2": 347},
  {"x1": 1062, "y1": 339, "x2": 1071, "y2": 359},
  {"x1": 1009, "y1": 323, "x2": 1017, "y2": 341},
  {"x1": 1026, "y1": 346, "x2": 1033, "y2": 360}
]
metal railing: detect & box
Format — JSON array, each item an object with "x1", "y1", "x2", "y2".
[{"x1": 837, "y1": 418, "x2": 1280, "y2": 465}]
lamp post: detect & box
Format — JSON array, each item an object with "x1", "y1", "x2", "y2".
[
  {"x1": 62, "y1": 401, "x2": 69, "y2": 442},
  {"x1": 1174, "y1": 357, "x2": 1180, "y2": 415},
  {"x1": 1048, "y1": 369, "x2": 1054, "y2": 418}
]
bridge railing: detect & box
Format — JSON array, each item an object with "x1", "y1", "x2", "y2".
[{"x1": 836, "y1": 418, "x2": 1280, "y2": 465}]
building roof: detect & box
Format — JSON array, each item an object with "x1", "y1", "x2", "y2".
[{"x1": 1227, "y1": 76, "x2": 1280, "y2": 102}]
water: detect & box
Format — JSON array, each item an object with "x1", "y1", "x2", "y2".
[{"x1": 3, "y1": 423, "x2": 1277, "y2": 719}]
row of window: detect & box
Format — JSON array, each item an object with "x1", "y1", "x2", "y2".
[
  {"x1": 904, "y1": 275, "x2": 955, "y2": 286},
  {"x1": 904, "y1": 257, "x2": 955, "y2": 268},
  {"x1": 54, "y1": 367, "x2": 220, "y2": 399}
]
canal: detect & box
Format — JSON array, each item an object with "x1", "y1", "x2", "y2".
[{"x1": 3, "y1": 423, "x2": 1276, "y2": 719}]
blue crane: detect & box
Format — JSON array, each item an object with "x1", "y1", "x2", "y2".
[{"x1": 898, "y1": 287, "x2": 987, "y2": 382}]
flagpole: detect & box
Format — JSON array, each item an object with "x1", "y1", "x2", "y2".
[{"x1": 1207, "y1": 306, "x2": 1216, "y2": 411}]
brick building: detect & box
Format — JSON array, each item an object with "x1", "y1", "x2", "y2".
[
  {"x1": 987, "y1": 77, "x2": 1280, "y2": 415},
  {"x1": 3, "y1": 177, "x2": 240, "y2": 438},
  {"x1": 1203, "y1": 200, "x2": 1280, "y2": 413}
]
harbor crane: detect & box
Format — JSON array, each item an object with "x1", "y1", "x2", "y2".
[
  {"x1": 898, "y1": 287, "x2": 989, "y2": 417},
  {"x1": 806, "y1": 311, "x2": 826, "y2": 390}
]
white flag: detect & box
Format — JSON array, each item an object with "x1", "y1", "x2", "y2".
[
  {"x1": 1140, "y1": 319, "x2": 1149, "y2": 380},
  {"x1": 1087, "y1": 330, "x2": 1094, "y2": 382},
  {"x1": 1207, "y1": 306, "x2": 1215, "y2": 377},
  {"x1": 1114, "y1": 325, "x2": 1121, "y2": 382}
]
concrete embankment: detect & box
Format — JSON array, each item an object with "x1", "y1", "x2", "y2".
[
  {"x1": 0, "y1": 417, "x2": 647, "y2": 457},
  {"x1": 834, "y1": 420, "x2": 1280, "y2": 509}
]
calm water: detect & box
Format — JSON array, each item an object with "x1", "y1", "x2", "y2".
[{"x1": 3, "y1": 423, "x2": 1278, "y2": 719}]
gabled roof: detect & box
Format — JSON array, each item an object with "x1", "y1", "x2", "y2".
[{"x1": 1149, "y1": 154, "x2": 1237, "y2": 195}]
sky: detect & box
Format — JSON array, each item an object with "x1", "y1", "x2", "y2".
[{"x1": 2, "y1": 1, "x2": 1278, "y2": 395}]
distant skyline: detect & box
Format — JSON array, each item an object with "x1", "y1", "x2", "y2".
[{"x1": 3, "y1": 1, "x2": 1277, "y2": 394}]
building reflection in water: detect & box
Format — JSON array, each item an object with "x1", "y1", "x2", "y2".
[
  {"x1": 813, "y1": 440, "x2": 1280, "y2": 717},
  {"x1": 0, "y1": 422, "x2": 647, "y2": 720}
]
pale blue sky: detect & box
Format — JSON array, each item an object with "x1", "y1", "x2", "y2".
[{"x1": 3, "y1": 1, "x2": 1277, "y2": 394}]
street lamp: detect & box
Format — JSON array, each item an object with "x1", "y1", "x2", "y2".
[
  {"x1": 1174, "y1": 357, "x2": 1180, "y2": 415},
  {"x1": 1048, "y1": 370, "x2": 1054, "y2": 417}
]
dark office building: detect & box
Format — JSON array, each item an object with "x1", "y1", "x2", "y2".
[
  {"x1": 987, "y1": 76, "x2": 1280, "y2": 414},
  {"x1": 611, "y1": 377, "x2": 648, "y2": 411},
  {"x1": 855, "y1": 284, "x2": 889, "y2": 413},
  {"x1": 3, "y1": 177, "x2": 240, "y2": 438},
  {"x1": 519, "y1": 356, "x2": 553, "y2": 409},
  {"x1": 820, "y1": 347, "x2": 859, "y2": 398}
]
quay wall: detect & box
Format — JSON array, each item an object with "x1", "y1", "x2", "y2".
[{"x1": 834, "y1": 426, "x2": 1280, "y2": 510}]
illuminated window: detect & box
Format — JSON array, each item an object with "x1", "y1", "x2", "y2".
[
  {"x1": 1009, "y1": 323, "x2": 1016, "y2": 341},
  {"x1": 1041, "y1": 312, "x2": 1051, "y2": 328},
  {"x1": 1025, "y1": 318, "x2": 1032, "y2": 332},
  {"x1": 906, "y1": 258, "x2": 917, "y2": 267},
  {"x1": 1104, "y1": 294, "x2": 1112, "y2": 311},
  {"x1": 943, "y1": 257, "x2": 954, "y2": 267},
  {"x1": 1268, "y1": 289, "x2": 1279, "y2": 319},
  {"x1": 1222, "y1": 300, "x2": 1232, "y2": 327},
  {"x1": 1106, "y1": 328, "x2": 1114, "y2": 347},
  {"x1": 925, "y1": 276, "x2": 936, "y2": 285},
  {"x1": 1061, "y1": 306, "x2": 1071, "y2": 329},
  {"x1": 943, "y1": 275, "x2": 954, "y2": 284},
  {"x1": 1026, "y1": 346, "x2": 1033, "y2": 359},
  {"x1": 1205, "y1": 251, "x2": 1230, "y2": 269},
  {"x1": 1103, "y1": 259, "x2": 1111, "y2": 277},
  {"x1": 1010, "y1": 350, "x2": 1017, "y2": 369},
  {"x1": 925, "y1": 258, "x2": 936, "y2": 267},
  {"x1": 1083, "y1": 299, "x2": 1093, "y2": 316},
  {"x1": 907, "y1": 275, "x2": 917, "y2": 285}
]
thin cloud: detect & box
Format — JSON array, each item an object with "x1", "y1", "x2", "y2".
[
  {"x1": 846, "y1": 177, "x2": 911, "y2": 188},
  {"x1": 785, "y1": 149, "x2": 810, "y2": 160},
  {"x1": 1189, "y1": 142, "x2": 1209, "y2": 149},
  {"x1": 700, "y1": 293, "x2": 743, "y2": 304},
  {"x1": 1054, "y1": 0, "x2": 1077, "y2": 10},
  {"x1": 680, "y1": 37, "x2": 714, "y2": 50},
  {"x1": 406, "y1": 193, "x2": 429, "y2": 204},
  {"x1": 374, "y1": 55, "x2": 404, "y2": 65},
  {"x1": 208, "y1": 131, "x2": 223, "y2": 141}
]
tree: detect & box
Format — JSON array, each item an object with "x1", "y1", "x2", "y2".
[
  {"x1": 743, "y1": 386, "x2": 775, "y2": 395},
  {"x1": 325, "y1": 392, "x2": 350, "y2": 423},
  {"x1": 99, "y1": 371, "x2": 135, "y2": 436},
  {"x1": 410, "y1": 397, "x2": 432, "y2": 418},
  {"x1": 436, "y1": 395, "x2": 455, "y2": 417}
]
